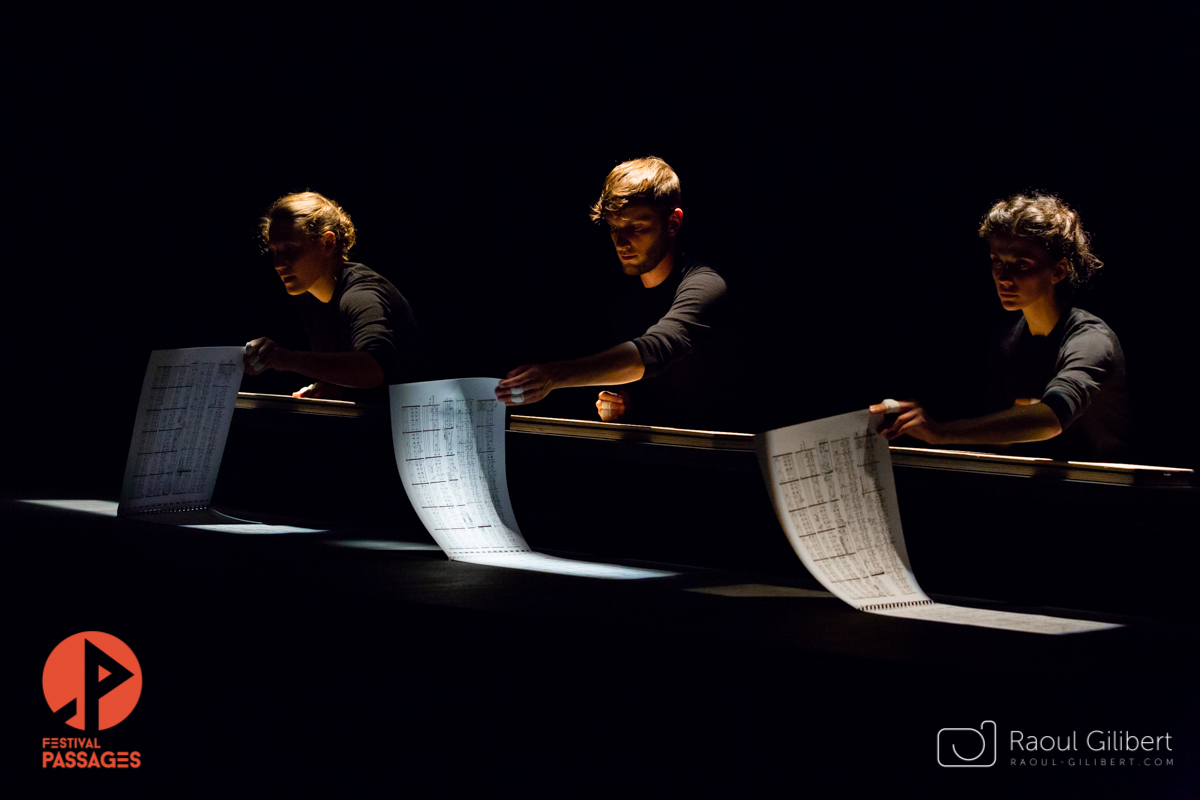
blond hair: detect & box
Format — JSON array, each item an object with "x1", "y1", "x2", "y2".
[
  {"x1": 589, "y1": 156, "x2": 681, "y2": 222},
  {"x1": 260, "y1": 191, "x2": 357, "y2": 259}
]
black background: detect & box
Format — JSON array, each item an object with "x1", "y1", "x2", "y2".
[
  {"x1": 8, "y1": 6, "x2": 1198, "y2": 496},
  {"x1": 9, "y1": 6, "x2": 1198, "y2": 797}
]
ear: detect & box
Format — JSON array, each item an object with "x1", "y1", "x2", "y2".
[
  {"x1": 1050, "y1": 257, "x2": 1069, "y2": 284},
  {"x1": 667, "y1": 207, "x2": 683, "y2": 237},
  {"x1": 320, "y1": 230, "x2": 337, "y2": 254}
]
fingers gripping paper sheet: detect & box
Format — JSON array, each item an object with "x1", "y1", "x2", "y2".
[
  {"x1": 390, "y1": 379, "x2": 673, "y2": 579},
  {"x1": 756, "y1": 410, "x2": 1119, "y2": 634}
]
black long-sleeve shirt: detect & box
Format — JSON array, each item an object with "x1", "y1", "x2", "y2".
[
  {"x1": 610, "y1": 255, "x2": 731, "y2": 430},
  {"x1": 294, "y1": 262, "x2": 419, "y2": 399},
  {"x1": 988, "y1": 306, "x2": 1133, "y2": 461}
]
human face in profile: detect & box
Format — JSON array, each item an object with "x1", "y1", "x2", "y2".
[
  {"x1": 989, "y1": 236, "x2": 1068, "y2": 313},
  {"x1": 267, "y1": 219, "x2": 336, "y2": 297},
  {"x1": 604, "y1": 204, "x2": 679, "y2": 277}
]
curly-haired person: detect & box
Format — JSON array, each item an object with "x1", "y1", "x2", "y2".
[{"x1": 875, "y1": 193, "x2": 1132, "y2": 461}]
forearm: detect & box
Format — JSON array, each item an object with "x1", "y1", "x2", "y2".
[
  {"x1": 495, "y1": 342, "x2": 646, "y2": 407},
  {"x1": 548, "y1": 342, "x2": 645, "y2": 388},
  {"x1": 283, "y1": 350, "x2": 385, "y2": 389},
  {"x1": 938, "y1": 403, "x2": 1063, "y2": 445}
]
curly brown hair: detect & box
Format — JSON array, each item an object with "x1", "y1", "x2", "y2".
[
  {"x1": 978, "y1": 193, "x2": 1103, "y2": 293},
  {"x1": 260, "y1": 191, "x2": 357, "y2": 260},
  {"x1": 588, "y1": 156, "x2": 681, "y2": 222}
]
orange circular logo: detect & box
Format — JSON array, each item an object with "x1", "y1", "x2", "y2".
[{"x1": 43, "y1": 632, "x2": 142, "y2": 731}]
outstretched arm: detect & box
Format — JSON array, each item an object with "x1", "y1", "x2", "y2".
[
  {"x1": 245, "y1": 338, "x2": 385, "y2": 389},
  {"x1": 495, "y1": 342, "x2": 645, "y2": 406},
  {"x1": 872, "y1": 400, "x2": 1062, "y2": 446}
]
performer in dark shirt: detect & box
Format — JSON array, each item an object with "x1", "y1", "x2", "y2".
[
  {"x1": 606, "y1": 252, "x2": 728, "y2": 428},
  {"x1": 495, "y1": 157, "x2": 728, "y2": 426},
  {"x1": 875, "y1": 193, "x2": 1132, "y2": 460},
  {"x1": 244, "y1": 191, "x2": 418, "y2": 400}
]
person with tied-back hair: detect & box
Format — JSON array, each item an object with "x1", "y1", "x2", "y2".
[
  {"x1": 244, "y1": 191, "x2": 419, "y2": 400},
  {"x1": 874, "y1": 193, "x2": 1132, "y2": 460},
  {"x1": 494, "y1": 156, "x2": 729, "y2": 428}
]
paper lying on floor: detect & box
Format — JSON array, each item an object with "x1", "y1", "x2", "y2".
[
  {"x1": 180, "y1": 523, "x2": 327, "y2": 534},
  {"x1": 390, "y1": 379, "x2": 674, "y2": 579},
  {"x1": 22, "y1": 499, "x2": 324, "y2": 534},
  {"x1": 755, "y1": 410, "x2": 1119, "y2": 634},
  {"x1": 118, "y1": 347, "x2": 245, "y2": 516}
]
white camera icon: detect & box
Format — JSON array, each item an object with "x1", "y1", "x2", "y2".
[{"x1": 937, "y1": 720, "x2": 996, "y2": 767}]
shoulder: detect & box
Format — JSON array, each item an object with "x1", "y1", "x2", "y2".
[
  {"x1": 675, "y1": 257, "x2": 727, "y2": 299},
  {"x1": 338, "y1": 263, "x2": 406, "y2": 304},
  {"x1": 1058, "y1": 307, "x2": 1124, "y2": 363},
  {"x1": 1060, "y1": 307, "x2": 1121, "y2": 348},
  {"x1": 341, "y1": 262, "x2": 394, "y2": 290},
  {"x1": 1061, "y1": 307, "x2": 1117, "y2": 337}
]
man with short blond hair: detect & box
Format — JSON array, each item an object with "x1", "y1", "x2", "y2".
[
  {"x1": 496, "y1": 157, "x2": 728, "y2": 428},
  {"x1": 589, "y1": 156, "x2": 681, "y2": 223}
]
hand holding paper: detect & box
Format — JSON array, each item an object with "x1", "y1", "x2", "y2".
[{"x1": 244, "y1": 337, "x2": 292, "y2": 376}]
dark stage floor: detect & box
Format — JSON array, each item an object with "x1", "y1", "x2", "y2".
[{"x1": 12, "y1": 497, "x2": 1197, "y2": 798}]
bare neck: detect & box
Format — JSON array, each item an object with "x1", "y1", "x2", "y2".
[
  {"x1": 640, "y1": 250, "x2": 677, "y2": 289},
  {"x1": 1022, "y1": 294, "x2": 1065, "y2": 337},
  {"x1": 309, "y1": 261, "x2": 345, "y2": 304}
]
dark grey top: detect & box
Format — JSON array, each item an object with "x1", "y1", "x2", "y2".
[
  {"x1": 611, "y1": 255, "x2": 731, "y2": 429},
  {"x1": 988, "y1": 306, "x2": 1132, "y2": 461},
  {"x1": 629, "y1": 257, "x2": 728, "y2": 378},
  {"x1": 294, "y1": 262, "x2": 419, "y2": 391}
]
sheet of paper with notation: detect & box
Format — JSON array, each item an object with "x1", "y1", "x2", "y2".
[
  {"x1": 756, "y1": 410, "x2": 1119, "y2": 634},
  {"x1": 390, "y1": 379, "x2": 673, "y2": 579},
  {"x1": 118, "y1": 347, "x2": 244, "y2": 516}
]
